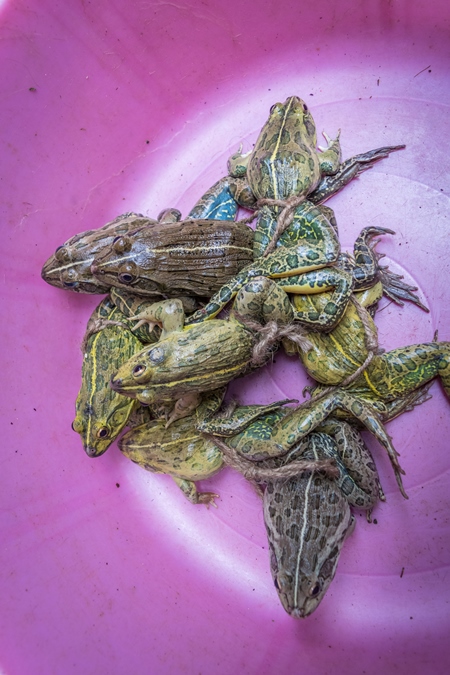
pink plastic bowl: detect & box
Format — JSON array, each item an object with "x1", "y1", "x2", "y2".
[{"x1": 2, "y1": 1, "x2": 450, "y2": 673}]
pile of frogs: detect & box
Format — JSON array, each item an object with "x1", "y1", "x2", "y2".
[{"x1": 42, "y1": 96, "x2": 450, "y2": 619}]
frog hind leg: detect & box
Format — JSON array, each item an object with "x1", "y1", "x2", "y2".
[
  {"x1": 171, "y1": 477, "x2": 219, "y2": 507},
  {"x1": 279, "y1": 267, "x2": 354, "y2": 331},
  {"x1": 309, "y1": 145, "x2": 405, "y2": 206},
  {"x1": 198, "y1": 400, "x2": 295, "y2": 436},
  {"x1": 369, "y1": 342, "x2": 450, "y2": 401},
  {"x1": 326, "y1": 421, "x2": 385, "y2": 509},
  {"x1": 236, "y1": 389, "x2": 406, "y2": 498},
  {"x1": 129, "y1": 298, "x2": 186, "y2": 337},
  {"x1": 187, "y1": 176, "x2": 239, "y2": 221},
  {"x1": 352, "y1": 227, "x2": 429, "y2": 311}
]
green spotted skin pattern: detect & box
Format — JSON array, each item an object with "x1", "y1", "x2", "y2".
[
  {"x1": 253, "y1": 200, "x2": 339, "y2": 260},
  {"x1": 246, "y1": 96, "x2": 341, "y2": 202},
  {"x1": 72, "y1": 297, "x2": 144, "y2": 457},
  {"x1": 350, "y1": 342, "x2": 450, "y2": 402},
  {"x1": 185, "y1": 241, "x2": 340, "y2": 326},
  {"x1": 263, "y1": 433, "x2": 355, "y2": 618}
]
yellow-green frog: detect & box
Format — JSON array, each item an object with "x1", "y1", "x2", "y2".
[{"x1": 72, "y1": 296, "x2": 150, "y2": 457}]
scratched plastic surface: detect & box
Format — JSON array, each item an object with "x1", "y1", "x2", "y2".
[{"x1": 1, "y1": 1, "x2": 450, "y2": 673}]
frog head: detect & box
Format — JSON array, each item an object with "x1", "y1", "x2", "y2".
[
  {"x1": 110, "y1": 320, "x2": 255, "y2": 406},
  {"x1": 247, "y1": 96, "x2": 321, "y2": 201},
  {"x1": 41, "y1": 213, "x2": 153, "y2": 293},
  {"x1": 72, "y1": 391, "x2": 136, "y2": 457},
  {"x1": 265, "y1": 95, "x2": 317, "y2": 146}
]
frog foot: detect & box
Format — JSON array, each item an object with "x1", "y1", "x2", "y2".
[
  {"x1": 166, "y1": 392, "x2": 202, "y2": 427},
  {"x1": 318, "y1": 129, "x2": 341, "y2": 152},
  {"x1": 129, "y1": 311, "x2": 161, "y2": 334},
  {"x1": 198, "y1": 492, "x2": 220, "y2": 508},
  {"x1": 377, "y1": 265, "x2": 429, "y2": 312},
  {"x1": 352, "y1": 226, "x2": 395, "y2": 287}
]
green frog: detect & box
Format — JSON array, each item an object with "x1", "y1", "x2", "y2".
[
  {"x1": 109, "y1": 276, "x2": 328, "y2": 417},
  {"x1": 118, "y1": 390, "x2": 293, "y2": 506},
  {"x1": 72, "y1": 296, "x2": 149, "y2": 457}
]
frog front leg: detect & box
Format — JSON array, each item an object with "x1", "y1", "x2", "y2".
[
  {"x1": 309, "y1": 144, "x2": 405, "y2": 205},
  {"x1": 128, "y1": 298, "x2": 186, "y2": 338},
  {"x1": 187, "y1": 176, "x2": 241, "y2": 221},
  {"x1": 316, "y1": 420, "x2": 386, "y2": 510},
  {"x1": 171, "y1": 478, "x2": 219, "y2": 507},
  {"x1": 317, "y1": 130, "x2": 341, "y2": 175}
]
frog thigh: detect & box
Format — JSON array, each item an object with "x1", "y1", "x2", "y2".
[
  {"x1": 278, "y1": 268, "x2": 354, "y2": 330},
  {"x1": 187, "y1": 176, "x2": 239, "y2": 221},
  {"x1": 365, "y1": 342, "x2": 450, "y2": 400},
  {"x1": 325, "y1": 421, "x2": 385, "y2": 508},
  {"x1": 231, "y1": 276, "x2": 294, "y2": 325}
]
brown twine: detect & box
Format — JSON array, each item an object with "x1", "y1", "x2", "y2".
[
  {"x1": 204, "y1": 434, "x2": 339, "y2": 490},
  {"x1": 233, "y1": 313, "x2": 313, "y2": 367},
  {"x1": 257, "y1": 195, "x2": 307, "y2": 256},
  {"x1": 81, "y1": 318, "x2": 129, "y2": 354}
]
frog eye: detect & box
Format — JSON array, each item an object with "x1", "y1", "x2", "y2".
[
  {"x1": 71, "y1": 418, "x2": 84, "y2": 433},
  {"x1": 113, "y1": 236, "x2": 132, "y2": 253},
  {"x1": 147, "y1": 346, "x2": 166, "y2": 364},
  {"x1": 302, "y1": 103, "x2": 308, "y2": 112},
  {"x1": 118, "y1": 261, "x2": 138, "y2": 284},
  {"x1": 132, "y1": 364, "x2": 147, "y2": 378},
  {"x1": 308, "y1": 581, "x2": 322, "y2": 597},
  {"x1": 55, "y1": 246, "x2": 70, "y2": 263},
  {"x1": 119, "y1": 272, "x2": 135, "y2": 284},
  {"x1": 270, "y1": 102, "x2": 283, "y2": 114},
  {"x1": 96, "y1": 426, "x2": 110, "y2": 439}
]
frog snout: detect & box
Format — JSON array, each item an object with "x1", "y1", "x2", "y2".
[
  {"x1": 110, "y1": 375, "x2": 122, "y2": 389},
  {"x1": 290, "y1": 607, "x2": 306, "y2": 619},
  {"x1": 84, "y1": 445, "x2": 99, "y2": 458}
]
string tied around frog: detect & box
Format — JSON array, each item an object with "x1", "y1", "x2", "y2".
[
  {"x1": 256, "y1": 194, "x2": 308, "y2": 256},
  {"x1": 302, "y1": 295, "x2": 379, "y2": 403},
  {"x1": 233, "y1": 312, "x2": 313, "y2": 367},
  {"x1": 202, "y1": 433, "x2": 339, "y2": 497}
]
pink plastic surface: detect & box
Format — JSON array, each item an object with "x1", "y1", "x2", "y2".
[{"x1": 2, "y1": 1, "x2": 450, "y2": 673}]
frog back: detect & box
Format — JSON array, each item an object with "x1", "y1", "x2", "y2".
[
  {"x1": 263, "y1": 434, "x2": 354, "y2": 618},
  {"x1": 72, "y1": 297, "x2": 144, "y2": 456},
  {"x1": 292, "y1": 294, "x2": 373, "y2": 385},
  {"x1": 91, "y1": 219, "x2": 254, "y2": 298},
  {"x1": 119, "y1": 415, "x2": 223, "y2": 481}
]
